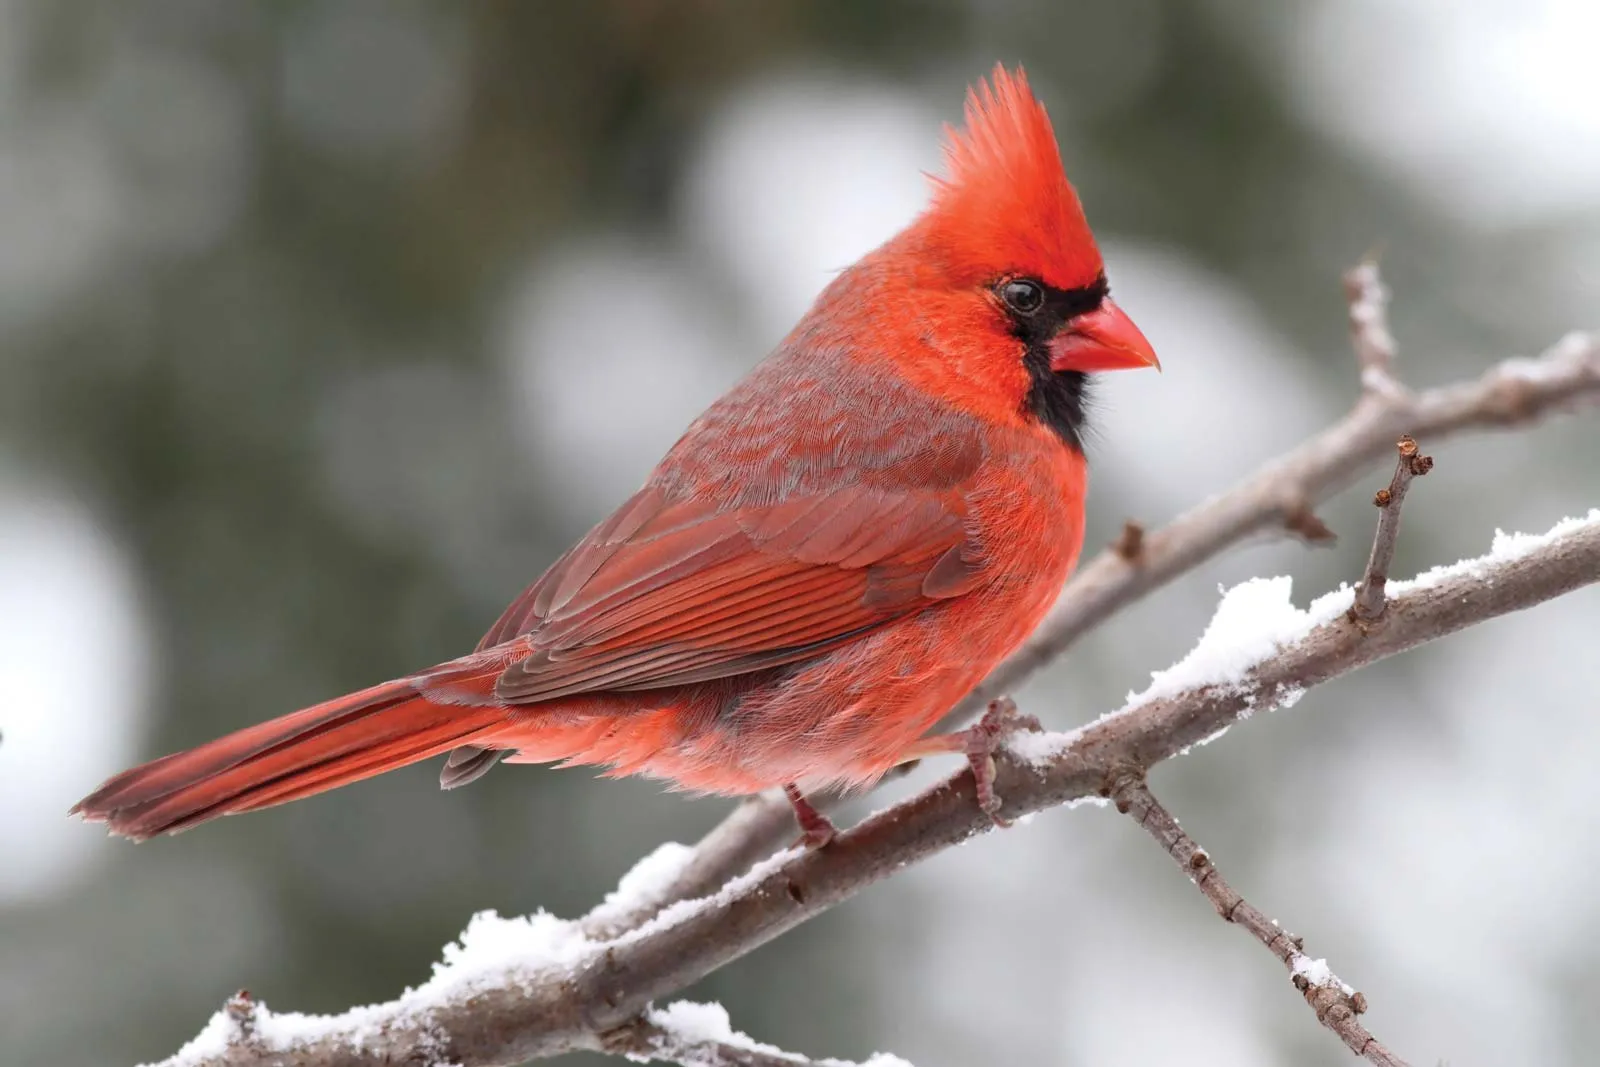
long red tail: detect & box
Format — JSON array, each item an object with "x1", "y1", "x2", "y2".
[{"x1": 72, "y1": 677, "x2": 505, "y2": 840}]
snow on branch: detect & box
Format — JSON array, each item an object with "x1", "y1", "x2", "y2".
[
  {"x1": 602, "y1": 1002, "x2": 913, "y2": 1067},
  {"x1": 153, "y1": 509, "x2": 1600, "y2": 1067}
]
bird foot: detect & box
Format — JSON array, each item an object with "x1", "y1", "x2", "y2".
[
  {"x1": 962, "y1": 696, "x2": 1042, "y2": 827},
  {"x1": 783, "y1": 783, "x2": 837, "y2": 849}
]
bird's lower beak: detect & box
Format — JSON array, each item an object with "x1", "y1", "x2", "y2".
[{"x1": 1047, "y1": 298, "x2": 1161, "y2": 374}]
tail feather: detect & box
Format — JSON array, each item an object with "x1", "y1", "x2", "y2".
[{"x1": 72, "y1": 677, "x2": 504, "y2": 840}]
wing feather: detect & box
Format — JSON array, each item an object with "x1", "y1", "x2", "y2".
[{"x1": 481, "y1": 483, "x2": 986, "y2": 704}]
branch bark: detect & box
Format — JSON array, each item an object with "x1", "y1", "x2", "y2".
[
  {"x1": 155, "y1": 509, "x2": 1600, "y2": 1067},
  {"x1": 1109, "y1": 777, "x2": 1410, "y2": 1067},
  {"x1": 1345, "y1": 258, "x2": 1403, "y2": 398},
  {"x1": 1351, "y1": 435, "x2": 1433, "y2": 621}
]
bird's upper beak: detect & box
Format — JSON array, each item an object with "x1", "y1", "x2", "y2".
[{"x1": 1047, "y1": 298, "x2": 1161, "y2": 374}]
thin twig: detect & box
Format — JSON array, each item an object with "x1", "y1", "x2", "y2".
[
  {"x1": 614, "y1": 329, "x2": 1600, "y2": 932},
  {"x1": 1345, "y1": 259, "x2": 1404, "y2": 398},
  {"x1": 151, "y1": 514, "x2": 1600, "y2": 1067},
  {"x1": 1351, "y1": 436, "x2": 1434, "y2": 621},
  {"x1": 1109, "y1": 776, "x2": 1411, "y2": 1067}
]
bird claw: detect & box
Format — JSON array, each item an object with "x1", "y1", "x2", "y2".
[
  {"x1": 783, "y1": 783, "x2": 837, "y2": 849},
  {"x1": 964, "y1": 696, "x2": 1041, "y2": 828}
]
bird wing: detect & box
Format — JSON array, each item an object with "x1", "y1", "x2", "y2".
[{"x1": 476, "y1": 482, "x2": 985, "y2": 704}]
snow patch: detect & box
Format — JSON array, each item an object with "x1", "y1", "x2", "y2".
[
  {"x1": 584, "y1": 841, "x2": 697, "y2": 929},
  {"x1": 1291, "y1": 955, "x2": 1355, "y2": 997},
  {"x1": 619, "y1": 845, "x2": 806, "y2": 948},
  {"x1": 146, "y1": 845, "x2": 807, "y2": 1067},
  {"x1": 1128, "y1": 576, "x2": 1354, "y2": 706},
  {"x1": 638, "y1": 1000, "x2": 915, "y2": 1066},
  {"x1": 1002, "y1": 724, "x2": 1086, "y2": 765}
]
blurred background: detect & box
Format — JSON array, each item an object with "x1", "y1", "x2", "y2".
[{"x1": 2, "y1": 2, "x2": 1597, "y2": 1065}]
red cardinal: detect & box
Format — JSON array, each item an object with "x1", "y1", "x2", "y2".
[{"x1": 74, "y1": 66, "x2": 1158, "y2": 845}]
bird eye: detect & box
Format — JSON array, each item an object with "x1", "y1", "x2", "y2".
[{"x1": 999, "y1": 278, "x2": 1045, "y2": 315}]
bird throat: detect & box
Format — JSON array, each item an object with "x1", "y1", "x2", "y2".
[{"x1": 1021, "y1": 354, "x2": 1090, "y2": 453}]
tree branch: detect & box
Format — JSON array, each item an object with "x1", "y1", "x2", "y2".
[
  {"x1": 1351, "y1": 435, "x2": 1433, "y2": 621},
  {"x1": 617, "y1": 323, "x2": 1600, "y2": 930},
  {"x1": 153, "y1": 509, "x2": 1600, "y2": 1067},
  {"x1": 1109, "y1": 777, "x2": 1410, "y2": 1067}
]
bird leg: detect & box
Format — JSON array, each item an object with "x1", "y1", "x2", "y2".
[
  {"x1": 898, "y1": 697, "x2": 1041, "y2": 827},
  {"x1": 783, "y1": 783, "x2": 837, "y2": 849}
]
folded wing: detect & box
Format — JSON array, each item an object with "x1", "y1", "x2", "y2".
[{"x1": 477, "y1": 483, "x2": 987, "y2": 703}]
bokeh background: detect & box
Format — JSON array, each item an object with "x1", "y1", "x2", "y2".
[{"x1": 3, "y1": 2, "x2": 1597, "y2": 1065}]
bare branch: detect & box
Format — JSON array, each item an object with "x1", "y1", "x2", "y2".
[
  {"x1": 1344, "y1": 259, "x2": 1404, "y2": 397},
  {"x1": 622, "y1": 329, "x2": 1600, "y2": 929},
  {"x1": 152, "y1": 511, "x2": 1600, "y2": 1067},
  {"x1": 1351, "y1": 436, "x2": 1434, "y2": 620},
  {"x1": 1109, "y1": 777, "x2": 1410, "y2": 1067}
]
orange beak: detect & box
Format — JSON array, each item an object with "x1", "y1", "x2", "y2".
[{"x1": 1047, "y1": 298, "x2": 1161, "y2": 374}]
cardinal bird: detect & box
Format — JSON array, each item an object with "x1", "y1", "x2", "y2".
[{"x1": 74, "y1": 65, "x2": 1158, "y2": 845}]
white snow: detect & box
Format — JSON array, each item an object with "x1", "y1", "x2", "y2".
[
  {"x1": 1390, "y1": 508, "x2": 1600, "y2": 595},
  {"x1": 644, "y1": 1000, "x2": 748, "y2": 1051},
  {"x1": 1002, "y1": 726, "x2": 1088, "y2": 766},
  {"x1": 1290, "y1": 956, "x2": 1355, "y2": 997},
  {"x1": 618, "y1": 845, "x2": 806, "y2": 948},
  {"x1": 639, "y1": 999, "x2": 915, "y2": 1066},
  {"x1": 583, "y1": 841, "x2": 697, "y2": 930},
  {"x1": 1124, "y1": 576, "x2": 1354, "y2": 707},
  {"x1": 634, "y1": 1001, "x2": 794, "y2": 1064},
  {"x1": 156, "y1": 1013, "x2": 234, "y2": 1066},
  {"x1": 152, "y1": 907, "x2": 592, "y2": 1064}
]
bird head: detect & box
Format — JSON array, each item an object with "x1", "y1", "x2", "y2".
[{"x1": 877, "y1": 65, "x2": 1158, "y2": 448}]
